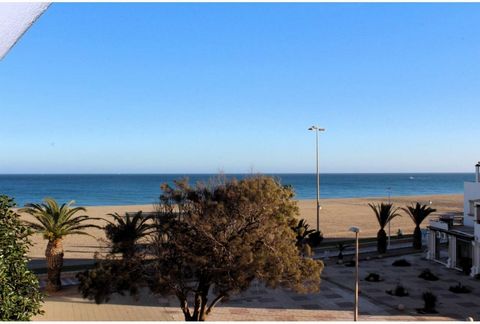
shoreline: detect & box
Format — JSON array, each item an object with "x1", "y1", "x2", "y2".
[{"x1": 14, "y1": 192, "x2": 464, "y2": 209}]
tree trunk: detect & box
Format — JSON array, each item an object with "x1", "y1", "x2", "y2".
[
  {"x1": 413, "y1": 226, "x2": 422, "y2": 250},
  {"x1": 45, "y1": 239, "x2": 64, "y2": 292},
  {"x1": 377, "y1": 228, "x2": 387, "y2": 254}
]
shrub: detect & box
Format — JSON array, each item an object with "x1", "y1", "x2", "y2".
[
  {"x1": 386, "y1": 284, "x2": 409, "y2": 297},
  {"x1": 365, "y1": 273, "x2": 382, "y2": 282},
  {"x1": 308, "y1": 230, "x2": 324, "y2": 247},
  {"x1": 392, "y1": 259, "x2": 411, "y2": 267},
  {"x1": 449, "y1": 282, "x2": 472, "y2": 294},
  {"x1": 336, "y1": 242, "x2": 349, "y2": 263},
  {"x1": 417, "y1": 292, "x2": 437, "y2": 314},
  {"x1": 418, "y1": 269, "x2": 439, "y2": 281},
  {"x1": 0, "y1": 196, "x2": 43, "y2": 320},
  {"x1": 344, "y1": 260, "x2": 356, "y2": 267}
]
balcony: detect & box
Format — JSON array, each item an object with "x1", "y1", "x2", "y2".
[{"x1": 429, "y1": 212, "x2": 464, "y2": 231}]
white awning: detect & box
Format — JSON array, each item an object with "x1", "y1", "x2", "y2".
[{"x1": 0, "y1": 2, "x2": 50, "y2": 60}]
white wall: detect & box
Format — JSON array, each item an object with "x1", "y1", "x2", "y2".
[
  {"x1": 0, "y1": 3, "x2": 50, "y2": 59},
  {"x1": 464, "y1": 182, "x2": 480, "y2": 227}
]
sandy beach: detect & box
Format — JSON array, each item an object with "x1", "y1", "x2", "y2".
[{"x1": 22, "y1": 194, "x2": 463, "y2": 261}]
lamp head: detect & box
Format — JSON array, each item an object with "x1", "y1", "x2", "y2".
[
  {"x1": 308, "y1": 126, "x2": 326, "y2": 132},
  {"x1": 349, "y1": 226, "x2": 360, "y2": 233}
]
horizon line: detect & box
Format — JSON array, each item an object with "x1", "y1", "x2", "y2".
[{"x1": 0, "y1": 171, "x2": 475, "y2": 176}]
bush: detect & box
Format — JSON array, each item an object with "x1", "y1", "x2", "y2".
[
  {"x1": 418, "y1": 269, "x2": 439, "y2": 281},
  {"x1": 449, "y1": 282, "x2": 472, "y2": 294},
  {"x1": 386, "y1": 284, "x2": 409, "y2": 297},
  {"x1": 417, "y1": 292, "x2": 437, "y2": 314},
  {"x1": 365, "y1": 273, "x2": 382, "y2": 282},
  {"x1": 0, "y1": 196, "x2": 43, "y2": 320},
  {"x1": 344, "y1": 260, "x2": 356, "y2": 267},
  {"x1": 336, "y1": 242, "x2": 349, "y2": 263},
  {"x1": 308, "y1": 230, "x2": 324, "y2": 247},
  {"x1": 392, "y1": 259, "x2": 411, "y2": 267}
]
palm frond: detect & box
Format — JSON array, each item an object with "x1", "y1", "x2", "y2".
[
  {"x1": 20, "y1": 198, "x2": 98, "y2": 240},
  {"x1": 369, "y1": 202, "x2": 401, "y2": 229}
]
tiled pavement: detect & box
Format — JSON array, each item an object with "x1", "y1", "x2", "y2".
[
  {"x1": 35, "y1": 277, "x2": 429, "y2": 321},
  {"x1": 34, "y1": 253, "x2": 471, "y2": 321},
  {"x1": 323, "y1": 253, "x2": 480, "y2": 321}
]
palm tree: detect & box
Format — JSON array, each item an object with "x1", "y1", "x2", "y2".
[
  {"x1": 104, "y1": 211, "x2": 153, "y2": 259},
  {"x1": 291, "y1": 219, "x2": 315, "y2": 248},
  {"x1": 369, "y1": 202, "x2": 401, "y2": 254},
  {"x1": 402, "y1": 202, "x2": 437, "y2": 249},
  {"x1": 21, "y1": 198, "x2": 101, "y2": 292}
]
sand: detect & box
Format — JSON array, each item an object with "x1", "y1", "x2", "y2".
[{"x1": 21, "y1": 194, "x2": 463, "y2": 262}]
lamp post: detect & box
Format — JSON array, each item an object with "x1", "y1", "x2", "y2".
[
  {"x1": 349, "y1": 226, "x2": 360, "y2": 322},
  {"x1": 387, "y1": 187, "x2": 391, "y2": 248},
  {"x1": 308, "y1": 126, "x2": 325, "y2": 232}
]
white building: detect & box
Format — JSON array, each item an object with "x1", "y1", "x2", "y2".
[
  {"x1": 0, "y1": 3, "x2": 49, "y2": 60},
  {"x1": 427, "y1": 162, "x2": 480, "y2": 277}
]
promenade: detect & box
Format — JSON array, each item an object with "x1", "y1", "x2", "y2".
[{"x1": 34, "y1": 251, "x2": 478, "y2": 321}]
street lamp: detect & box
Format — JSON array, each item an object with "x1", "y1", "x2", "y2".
[
  {"x1": 308, "y1": 125, "x2": 325, "y2": 232},
  {"x1": 349, "y1": 226, "x2": 360, "y2": 322},
  {"x1": 387, "y1": 187, "x2": 391, "y2": 248}
]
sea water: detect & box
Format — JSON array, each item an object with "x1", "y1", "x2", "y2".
[{"x1": 0, "y1": 173, "x2": 474, "y2": 206}]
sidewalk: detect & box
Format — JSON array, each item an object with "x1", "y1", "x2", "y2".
[{"x1": 33, "y1": 254, "x2": 455, "y2": 321}]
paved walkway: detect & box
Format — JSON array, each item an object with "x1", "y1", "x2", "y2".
[
  {"x1": 324, "y1": 253, "x2": 480, "y2": 321},
  {"x1": 34, "y1": 253, "x2": 466, "y2": 321}
]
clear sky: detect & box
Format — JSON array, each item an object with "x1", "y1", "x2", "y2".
[{"x1": 1, "y1": 3, "x2": 479, "y2": 174}]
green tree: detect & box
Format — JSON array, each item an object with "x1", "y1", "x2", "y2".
[
  {"x1": 368, "y1": 202, "x2": 401, "y2": 254},
  {"x1": 105, "y1": 211, "x2": 154, "y2": 259},
  {"x1": 402, "y1": 202, "x2": 437, "y2": 249},
  {"x1": 21, "y1": 198, "x2": 101, "y2": 292},
  {"x1": 78, "y1": 176, "x2": 323, "y2": 321},
  {"x1": 0, "y1": 195, "x2": 43, "y2": 320}
]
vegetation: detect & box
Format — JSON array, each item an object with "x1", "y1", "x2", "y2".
[
  {"x1": 402, "y1": 202, "x2": 436, "y2": 249},
  {"x1": 308, "y1": 230, "x2": 324, "y2": 247},
  {"x1": 336, "y1": 242, "x2": 349, "y2": 264},
  {"x1": 418, "y1": 269, "x2": 439, "y2": 281},
  {"x1": 344, "y1": 260, "x2": 356, "y2": 267},
  {"x1": 0, "y1": 195, "x2": 43, "y2": 320},
  {"x1": 105, "y1": 211, "x2": 154, "y2": 259},
  {"x1": 449, "y1": 282, "x2": 472, "y2": 294},
  {"x1": 291, "y1": 219, "x2": 323, "y2": 252},
  {"x1": 368, "y1": 203, "x2": 401, "y2": 254},
  {"x1": 292, "y1": 219, "x2": 314, "y2": 245},
  {"x1": 417, "y1": 292, "x2": 438, "y2": 314},
  {"x1": 386, "y1": 284, "x2": 409, "y2": 297},
  {"x1": 21, "y1": 198, "x2": 101, "y2": 292},
  {"x1": 78, "y1": 176, "x2": 324, "y2": 321},
  {"x1": 365, "y1": 273, "x2": 382, "y2": 282},
  {"x1": 392, "y1": 259, "x2": 411, "y2": 267}
]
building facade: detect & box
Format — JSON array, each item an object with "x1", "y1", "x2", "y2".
[{"x1": 427, "y1": 162, "x2": 480, "y2": 277}]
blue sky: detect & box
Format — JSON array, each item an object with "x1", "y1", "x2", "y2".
[{"x1": 1, "y1": 3, "x2": 480, "y2": 174}]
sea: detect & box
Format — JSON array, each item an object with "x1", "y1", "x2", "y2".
[{"x1": 0, "y1": 173, "x2": 474, "y2": 207}]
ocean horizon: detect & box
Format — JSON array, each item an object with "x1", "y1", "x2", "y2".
[{"x1": 0, "y1": 173, "x2": 474, "y2": 206}]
